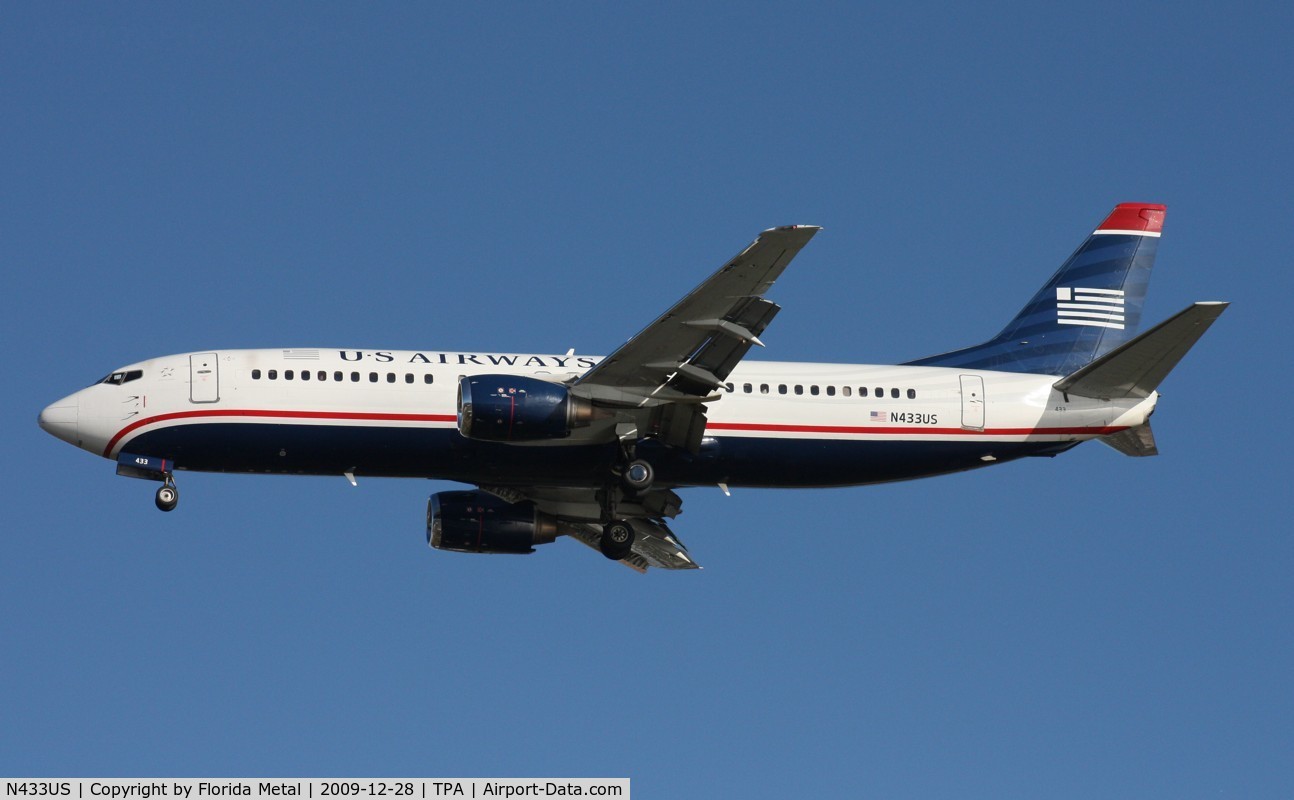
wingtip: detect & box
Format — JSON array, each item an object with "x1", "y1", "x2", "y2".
[{"x1": 764, "y1": 224, "x2": 822, "y2": 233}]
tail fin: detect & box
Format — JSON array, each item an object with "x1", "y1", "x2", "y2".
[{"x1": 906, "y1": 202, "x2": 1166, "y2": 376}]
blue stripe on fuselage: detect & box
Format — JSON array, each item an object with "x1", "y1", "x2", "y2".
[{"x1": 122, "y1": 422, "x2": 1079, "y2": 489}]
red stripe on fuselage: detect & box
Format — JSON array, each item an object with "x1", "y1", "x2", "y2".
[
  {"x1": 704, "y1": 421, "x2": 1127, "y2": 436},
  {"x1": 105, "y1": 408, "x2": 1125, "y2": 459}
]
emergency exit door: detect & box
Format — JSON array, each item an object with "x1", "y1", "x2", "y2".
[
  {"x1": 190, "y1": 352, "x2": 220, "y2": 403},
  {"x1": 960, "y1": 375, "x2": 984, "y2": 430}
]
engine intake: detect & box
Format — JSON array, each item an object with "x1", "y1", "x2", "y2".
[
  {"x1": 457, "y1": 374, "x2": 593, "y2": 442},
  {"x1": 427, "y1": 490, "x2": 559, "y2": 555}
]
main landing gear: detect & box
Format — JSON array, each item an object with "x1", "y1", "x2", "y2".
[
  {"x1": 623, "y1": 459, "x2": 654, "y2": 492},
  {"x1": 599, "y1": 519, "x2": 635, "y2": 561},
  {"x1": 155, "y1": 477, "x2": 179, "y2": 512},
  {"x1": 596, "y1": 449, "x2": 656, "y2": 560}
]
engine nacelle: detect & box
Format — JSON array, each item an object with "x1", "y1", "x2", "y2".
[
  {"x1": 457, "y1": 374, "x2": 593, "y2": 442},
  {"x1": 427, "y1": 490, "x2": 559, "y2": 555}
]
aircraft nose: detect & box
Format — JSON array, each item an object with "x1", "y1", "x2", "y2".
[{"x1": 38, "y1": 395, "x2": 80, "y2": 446}]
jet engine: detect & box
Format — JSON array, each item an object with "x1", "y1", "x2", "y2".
[
  {"x1": 427, "y1": 490, "x2": 559, "y2": 555},
  {"x1": 457, "y1": 374, "x2": 593, "y2": 442}
]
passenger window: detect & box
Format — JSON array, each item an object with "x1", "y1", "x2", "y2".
[
  {"x1": 300, "y1": 370, "x2": 310, "y2": 381},
  {"x1": 843, "y1": 386, "x2": 851, "y2": 397},
  {"x1": 891, "y1": 388, "x2": 900, "y2": 398},
  {"x1": 778, "y1": 384, "x2": 788, "y2": 395},
  {"x1": 794, "y1": 385, "x2": 803, "y2": 395},
  {"x1": 760, "y1": 384, "x2": 769, "y2": 394},
  {"x1": 424, "y1": 374, "x2": 434, "y2": 384},
  {"x1": 386, "y1": 373, "x2": 396, "y2": 383},
  {"x1": 725, "y1": 383, "x2": 734, "y2": 393},
  {"x1": 907, "y1": 389, "x2": 916, "y2": 399},
  {"x1": 284, "y1": 370, "x2": 294, "y2": 380},
  {"x1": 405, "y1": 373, "x2": 414, "y2": 384},
  {"x1": 859, "y1": 387, "x2": 867, "y2": 397},
  {"x1": 351, "y1": 372, "x2": 360, "y2": 382},
  {"x1": 334, "y1": 371, "x2": 343, "y2": 382},
  {"x1": 810, "y1": 385, "x2": 820, "y2": 396},
  {"x1": 318, "y1": 371, "x2": 326, "y2": 381},
  {"x1": 875, "y1": 387, "x2": 883, "y2": 397},
  {"x1": 369, "y1": 372, "x2": 379, "y2": 383},
  {"x1": 252, "y1": 369, "x2": 261, "y2": 380},
  {"x1": 826, "y1": 386, "x2": 835, "y2": 396},
  {"x1": 743, "y1": 383, "x2": 752, "y2": 393},
  {"x1": 268, "y1": 370, "x2": 278, "y2": 380}
]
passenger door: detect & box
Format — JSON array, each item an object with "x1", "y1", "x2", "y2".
[
  {"x1": 959, "y1": 374, "x2": 985, "y2": 430},
  {"x1": 189, "y1": 352, "x2": 220, "y2": 403}
]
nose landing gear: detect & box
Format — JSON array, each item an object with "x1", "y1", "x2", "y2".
[{"x1": 115, "y1": 452, "x2": 180, "y2": 512}]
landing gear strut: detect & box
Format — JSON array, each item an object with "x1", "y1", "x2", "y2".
[
  {"x1": 599, "y1": 520, "x2": 635, "y2": 560},
  {"x1": 155, "y1": 477, "x2": 179, "y2": 512},
  {"x1": 597, "y1": 440, "x2": 652, "y2": 559}
]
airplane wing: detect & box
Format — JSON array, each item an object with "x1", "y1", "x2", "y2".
[
  {"x1": 572, "y1": 224, "x2": 820, "y2": 451},
  {"x1": 470, "y1": 227, "x2": 821, "y2": 570}
]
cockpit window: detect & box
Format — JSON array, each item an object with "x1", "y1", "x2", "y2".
[{"x1": 99, "y1": 369, "x2": 143, "y2": 386}]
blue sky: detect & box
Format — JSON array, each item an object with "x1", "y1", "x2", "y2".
[{"x1": 3, "y1": 3, "x2": 1291, "y2": 797}]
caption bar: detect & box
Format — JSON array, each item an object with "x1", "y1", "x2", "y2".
[{"x1": 2, "y1": 781, "x2": 628, "y2": 800}]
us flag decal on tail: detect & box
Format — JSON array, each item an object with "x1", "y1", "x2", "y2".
[{"x1": 1056, "y1": 287, "x2": 1126, "y2": 330}]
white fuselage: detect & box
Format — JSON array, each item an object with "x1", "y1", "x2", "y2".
[{"x1": 40, "y1": 348, "x2": 1156, "y2": 489}]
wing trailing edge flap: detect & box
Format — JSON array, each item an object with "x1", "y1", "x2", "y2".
[
  {"x1": 564, "y1": 519, "x2": 701, "y2": 572},
  {"x1": 667, "y1": 296, "x2": 781, "y2": 394},
  {"x1": 1053, "y1": 302, "x2": 1229, "y2": 400},
  {"x1": 649, "y1": 402, "x2": 709, "y2": 453},
  {"x1": 483, "y1": 485, "x2": 697, "y2": 571}
]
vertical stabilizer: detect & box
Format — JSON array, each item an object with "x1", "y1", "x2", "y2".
[{"x1": 906, "y1": 203, "x2": 1166, "y2": 376}]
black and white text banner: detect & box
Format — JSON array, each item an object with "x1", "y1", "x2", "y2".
[{"x1": 2, "y1": 781, "x2": 628, "y2": 800}]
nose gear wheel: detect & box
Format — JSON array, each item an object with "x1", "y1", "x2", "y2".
[{"x1": 155, "y1": 477, "x2": 178, "y2": 512}]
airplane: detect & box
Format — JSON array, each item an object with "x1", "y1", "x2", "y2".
[{"x1": 38, "y1": 202, "x2": 1227, "y2": 571}]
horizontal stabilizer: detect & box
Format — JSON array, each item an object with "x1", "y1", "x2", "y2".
[
  {"x1": 1054, "y1": 302, "x2": 1229, "y2": 400},
  {"x1": 1100, "y1": 423, "x2": 1159, "y2": 457}
]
